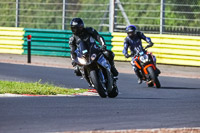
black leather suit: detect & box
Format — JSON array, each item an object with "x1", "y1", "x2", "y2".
[{"x1": 69, "y1": 27, "x2": 118, "y2": 77}]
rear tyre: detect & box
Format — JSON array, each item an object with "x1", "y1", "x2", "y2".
[
  {"x1": 154, "y1": 77, "x2": 161, "y2": 88},
  {"x1": 90, "y1": 70, "x2": 107, "y2": 98},
  {"x1": 147, "y1": 82, "x2": 154, "y2": 87},
  {"x1": 147, "y1": 66, "x2": 161, "y2": 88}
]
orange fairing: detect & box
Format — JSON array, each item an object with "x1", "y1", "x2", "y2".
[
  {"x1": 143, "y1": 64, "x2": 156, "y2": 74},
  {"x1": 134, "y1": 61, "x2": 141, "y2": 69}
]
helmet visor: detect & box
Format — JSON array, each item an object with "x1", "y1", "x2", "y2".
[
  {"x1": 71, "y1": 26, "x2": 78, "y2": 34},
  {"x1": 127, "y1": 31, "x2": 136, "y2": 37},
  {"x1": 71, "y1": 26, "x2": 83, "y2": 35}
]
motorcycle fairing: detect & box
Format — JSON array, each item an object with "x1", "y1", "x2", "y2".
[
  {"x1": 97, "y1": 54, "x2": 111, "y2": 71},
  {"x1": 134, "y1": 60, "x2": 142, "y2": 69}
]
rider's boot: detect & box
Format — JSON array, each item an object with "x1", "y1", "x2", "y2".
[
  {"x1": 134, "y1": 69, "x2": 142, "y2": 84},
  {"x1": 84, "y1": 75, "x2": 94, "y2": 87},
  {"x1": 110, "y1": 60, "x2": 119, "y2": 77},
  {"x1": 153, "y1": 62, "x2": 161, "y2": 76},
  {"x1": 109, "y1": 60, "x2": 118, "y2": 88},
  {"x1": 155, "y1": 67, "x2": 161, "y2": 76},
  {"x1": 74, "y1": 65, "x2": 82, "y2": 76},
  {"x1": 103, "y1": 50, "x2": 119, "y2": 78},
  {"x1": 137, "y1": 78, "x2": 142, "y2": 84}
]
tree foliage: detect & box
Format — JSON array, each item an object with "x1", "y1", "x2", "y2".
[{"x1": 0, "y1": 0, "x2": 199, "y2": 34}]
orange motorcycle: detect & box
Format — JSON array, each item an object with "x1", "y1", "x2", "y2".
[{"x1": 128, "y1": 46, "x2": 161, "y2": 88}]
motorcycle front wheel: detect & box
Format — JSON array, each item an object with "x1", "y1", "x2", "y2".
[
  {"x1": 147, "y1": 66, "x2": 161, "y2": 88},
  {"x1": 90, "y1": 70, "x2": 107, "y2": 98},
  {"x1": 108, "y1": 86, "x2": 118, "y2": 98}
]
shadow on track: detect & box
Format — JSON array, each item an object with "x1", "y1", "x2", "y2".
[
  {"x1": 160, "y1": 86, "x2": 200, "y2": 90},
  {"x1": 116, "y1": 97, "x2": 168, "y2": 100}
]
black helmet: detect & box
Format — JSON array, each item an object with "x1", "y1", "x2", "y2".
[
  {"x1": 70, "y1": 18, "x2": 84, "y2": 35},
  {"x1": 125, "y1": 25, "x2": 136, "y2": 38}
]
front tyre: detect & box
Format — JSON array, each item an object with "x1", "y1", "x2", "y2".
[
  {"x1": 104, "y1": 69, "x2": 113, "y2": 93},
  {"x1": 90, "y1": 70, "x2": 107, "y2": 98},
  {"x1": 147, "y1": 66, "x2": 161, "y2": 88},
  {"x1": 108, "y1": 86, "x2": 118, "y2": 98}
]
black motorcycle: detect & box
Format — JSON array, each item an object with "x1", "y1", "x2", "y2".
[{"x1": 74, "y1": 42, "x2": 118, "y2": 98}]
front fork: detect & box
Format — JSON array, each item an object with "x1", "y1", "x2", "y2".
[
  {"x1": 98, "y1": 69, "x2": 107, "y2": 90},
  {"x1": 81, "y1": 65, "x2": 107, "y2": 88},
  {"x1": 97, "y1": 55, "x2": 114, "y2": 91},
  {"x1": 79, "y1": 66, "x2": 94, "y2": 87},
  {"x1": 144, "y1": 64, "x2": 156, "y2": 83},
  {"x1": 132, "y1": 59, "x2": 152, "y2": 82}
]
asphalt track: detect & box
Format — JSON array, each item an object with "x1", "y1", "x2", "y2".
[{"x1": 0, "y1": 62, "x2": 200, "y2": 133}]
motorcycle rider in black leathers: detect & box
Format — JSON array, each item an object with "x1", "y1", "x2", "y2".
[
  {"x1": 123, "y1": 25, "x2": 160, "y2": 84},
  {"x1": 69, "y1": 18, "x2": 118, "y2": 86}
]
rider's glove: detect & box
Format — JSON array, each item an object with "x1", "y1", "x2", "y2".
[
  {"x1": 149, "y1": 42, "x2": 154, "y2": 47},
  {"x1": 145, "y1": 42, "x2": 154, "y2": 49},
  {"x1": 125, "y1": 54, "x2": 129, "y2": 58},
  {"x1": 100, "y1": 45, "x2": 107, "y2": 51},
  {"x1": 144, "y1": 45, "x2": 149, "y2": 49},
  {"x1": 71, "y1": 60, "x2": 76, "y2": 67}
]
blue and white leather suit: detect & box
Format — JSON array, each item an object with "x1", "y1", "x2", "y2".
[{"x1": 123, "y1": 31, "x2": 156, "y2": 70}]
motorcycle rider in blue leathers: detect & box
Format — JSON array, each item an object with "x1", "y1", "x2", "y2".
[{"x1": 123, "y1": 25, "x2": 160, "y2": 84}]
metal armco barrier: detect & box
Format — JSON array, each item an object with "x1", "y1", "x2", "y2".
[
  {"x1": 23, "y1": 28, "x2": 112, "y2": 56},
  {"x1": 0, "y1": 27, "x2": 113, "y2": 57},
  {"x1": 0, "y1": 27, "x2": 200, "y2": 67},
  {"x1": 23, "y1": 28, "x2": 72, "y2": 57},
  {"x1": 111, "y1": 32, "x2": 200, "y2": 66},
  {"x1": 0, "y1": 27, "x2": 24, "y2": 54}
]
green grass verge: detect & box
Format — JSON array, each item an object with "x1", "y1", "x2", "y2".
[{"x1": 0, "y1": 80, "x2": 88, "y2": 95}]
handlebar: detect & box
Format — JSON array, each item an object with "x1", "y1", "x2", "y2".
[
  {"x1": 125, "y1": 54, "x2": 134, "y2": 58},
  {"x1": 125, "y1": 45, "x2": 152, "y2": 58}
]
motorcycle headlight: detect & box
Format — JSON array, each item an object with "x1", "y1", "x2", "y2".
[
  {"x1": 91, "y1": 54, "x2": 97, "y2": 61},
  {"x1": 139, "y1": 51, "x2": 144, "y2": 56},
  {"x1": 78, "y1": 57, "x2": 87, "y2": 65},
  {"x1": 82, "y1": 49, "x2": 88, "y2": 54},
  {"x1": 140, "y1": 55, "x2": 149, "y2": 63}
]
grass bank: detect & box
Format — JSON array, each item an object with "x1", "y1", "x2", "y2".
[{"x1": 0, "y1": 80, "x2": 88, "y2": 95}]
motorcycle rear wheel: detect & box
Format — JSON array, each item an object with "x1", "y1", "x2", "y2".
[
  {"x1": 90, "y1": 70, "x2": 107, "y2": 98},
  {"x1": 147, "y1": 66, "x2": 161, "y2": 88},
  {"x1": 147, "y1": 82, "x2": 154, "y2": 87}
]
